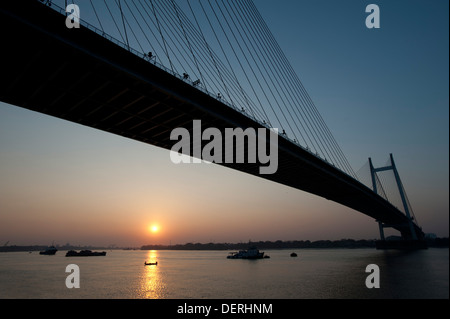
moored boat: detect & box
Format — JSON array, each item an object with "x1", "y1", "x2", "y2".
[
  {"x1": 65, "y1": 250, "x2": 106, "y2": 257},
  {"x1": 39, "y1": 245, "x2": 58, "y2": 255},
  {"x1": 227, "y1": 247, "x2": 266, "y2": 259}
]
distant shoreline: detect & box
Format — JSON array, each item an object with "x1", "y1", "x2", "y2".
[
  {"x1": 141, "y1": 238, "x2": 449, "y2": 251},
  {"x1": 1, "y1": 238, "x2": 448, "y2": 252}
]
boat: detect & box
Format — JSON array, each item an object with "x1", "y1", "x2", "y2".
[
  {"x1": 39, "y1": 245, "x2": 58, "y2": 255},
  {"x1": 144, "y1": 261, "x2": 158, "y2": 266},
  {"x1": 227, "y1": 247, "x2": 266, "y2": 259},
  {"x1": 65, "y1": 250, "x2": 106, "y2": 257},
  {"x1": 290, "y1": 252, "x2": 298, "y2": 257}
]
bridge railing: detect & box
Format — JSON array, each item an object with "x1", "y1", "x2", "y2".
[{"x1": 40, "y1": 0, "x2": 343, "y2": 175}]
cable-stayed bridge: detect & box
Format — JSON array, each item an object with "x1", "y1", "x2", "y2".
[{"x1": 0, "y1": 0, "x2": 426, "y2": 247}]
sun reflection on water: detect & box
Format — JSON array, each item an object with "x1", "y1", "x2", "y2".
[{"x1": 137, "y1": 250, "x2": 166, "y2": 299}]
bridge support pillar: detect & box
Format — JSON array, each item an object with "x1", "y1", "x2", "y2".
[
  {"x1": 369, "y1": 154, "x2": 419, "y2": 241},
  {"x1": 389, "y1": 154, "x2": 418, "y2": 241},
  {"x1": 377, "y1": 221, "x2": 385, "y2": 241}
]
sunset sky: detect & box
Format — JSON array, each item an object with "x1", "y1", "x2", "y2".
[{"x1": 0, "y1": 0, "x2": 448, "y2": 247}]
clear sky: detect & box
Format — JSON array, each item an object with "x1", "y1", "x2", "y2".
[{"x1": 0, "y1": 0, "x2": 448, "y2": 247}]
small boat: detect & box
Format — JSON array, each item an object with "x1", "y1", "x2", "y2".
[
  {"x1": 227, "y1": 247, "x2": 266, "y2": 259},
  {"x1": 39, "y1": 245, "x2": 58, "y2": 255},
  {"x1": 290, "y1": 252, "x2": 298, "y2": 257},
  {"x1": 145, "y1": 261, "x2": 158, "y2": 266},
  {"x1": 65, "y1": 250, "x2": 106, "y2": 257}
]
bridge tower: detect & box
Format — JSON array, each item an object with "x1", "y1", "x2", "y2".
[{"x1": 369, "y1": 154, "x2": 419, "y2": 242}]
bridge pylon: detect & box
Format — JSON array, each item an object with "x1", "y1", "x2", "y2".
[{"x1": 369, "y1": 154, "x2": 426, "y2": 248}]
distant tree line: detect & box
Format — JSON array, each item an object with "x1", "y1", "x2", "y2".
[
  {"x1": 0, "y1": 244, "x2": 110, "y2": 253},
  {"x1": 141, "y1": 239, "x2": 376, "y2": 251},
  {"x1": 141, "y1": 237, "x2": 449, "y2": 251}
]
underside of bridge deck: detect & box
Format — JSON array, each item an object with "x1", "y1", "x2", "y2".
[{"x1": 0, "y1": 1, "x2": 424, "y2": 240}]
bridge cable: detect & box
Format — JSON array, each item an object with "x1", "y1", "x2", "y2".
[
  {"x1": 89, "y1": 0, "x2": 104, "y2": 33},
  {"x1": 148, "y1": 0, "x2": 175, "y2": 73},
  {"x1": 185, "y1": 0, "x2": 236, "y2": 109},
  {"x1": 243, "y1": 0, "x2": 343, "y2": 168},
  {"x1": 183, "y1": 0, "x2": 265, "y2": 117},
  {"x1": 245, "y1": 0, "x2": 357, "y2": 177},
  {"x1": 243, "y1": 0, "x2": 337, "y2": 161},
  {"x1": 206, "y1": 1, "x2": 275, "y2": 123},
  {"x1": 144, "y1": 0, "x2": 235, "y2": 111},
  {"x1": 355, "y1": 160, "x2": 372, "y2": 188},
  {"x1": 158, "y1": 0, "x2": 235, "y2": 100},
  {"x1": 138, "y1": 0, "x2": 193, "y2": 72},
  {"x1": 237, "y1": 1, "x2": 342, "y2": 158},
  {"x1": 214, "y1": 0, "x2": 301, "y2": 139},
  {"x1": 154, "y1": 0, "x2": 242, "y2": 106},
  {"x1": 157, "y1": 0, "x2": 264, "y2": 120},
  {"x1": 139, "y1": 1, "x2": 197, "y2": 79},
  {"x1": 128, "y1": 1, "x2": 160, "y2": 63},
  {"x1": 223, "y1": 0, "x2": 305, "y2": 145},
  {"x1": 199, "y1": 0, "x2": 269, "y2": 123},
  {"x1": 254, "y1": 0, "x2": 356, "y2": 177},
  {"x1": 174, "y1": 0, "x2": 262, "y2": 119},
  {"x1": 234, "y1": 0, "x2": 317, "y2": 148},
  {"x1": 118, "y1": 2, "x2": 148, "y2": 55},
  {"x1": 170, "y1": 0, "x2": 206, "y2": 90},
  {"x1": 103, "y1": 0, "x2": 126, "y2": 44},
  {"x1": 117, "y1": 0, "x2": 130, "y2": 51}
]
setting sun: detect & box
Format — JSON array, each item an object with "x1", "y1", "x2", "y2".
[{"x1": 150, "y1": 225, "x2": 159, "y2": 233}]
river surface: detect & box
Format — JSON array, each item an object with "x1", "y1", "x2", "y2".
[{"x1": 0, "y1": 248, "x2": 448, "y2": 299}]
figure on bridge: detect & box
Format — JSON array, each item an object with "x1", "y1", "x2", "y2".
[{"x1": 146, "y1": 52, "x2": 155, "y2": 62}]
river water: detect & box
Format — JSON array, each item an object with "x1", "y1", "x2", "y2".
[{"x1": 0, "y1": 248, "x2": 447, "y2": 299}]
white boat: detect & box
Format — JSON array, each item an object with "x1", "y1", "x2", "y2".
[{"x1": 227, "y1": 247, "x2": 266, "y2": 259}]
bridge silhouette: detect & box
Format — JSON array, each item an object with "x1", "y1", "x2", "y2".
[{"x1": 0, "y1": 0, "x2": 425, "y2": 246}]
